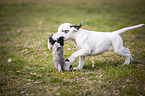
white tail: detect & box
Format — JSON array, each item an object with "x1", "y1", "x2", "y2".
[{"x1": 113, "y1": 24, "x2": 144, "y2": 34}]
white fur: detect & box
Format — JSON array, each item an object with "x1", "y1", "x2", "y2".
[{"x1": 48, "y1": 22, "x2": 144, "y2": 70}]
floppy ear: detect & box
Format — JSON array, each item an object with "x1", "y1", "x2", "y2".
[
  {"x1": 70, "y1": 21, "x2": 83, "y2": 30},
  {"x1": 48, "y1": 34, "x2": 57, "y2": 50},
  {"x1": 49, "y1": 34, "x2": 56, "y2": 45},
  {"x1": 57, "y1": 36, "x2": 64, "y2": 46}
]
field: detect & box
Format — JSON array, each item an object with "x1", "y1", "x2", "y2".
[{"x1": 0, "y1": 0, "x2": 145, "y2": 95}]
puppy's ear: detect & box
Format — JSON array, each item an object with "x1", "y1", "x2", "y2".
[
  {"x1": 49, "y1": 34, "x2": 56, "y2": 45},
  {"x1": 48, "y1": 34, "x2": 56, "y2": 50},
  {"x1": 70, "y1": 21, "x2": 83, "y2": 30},
  {"x1": 57, "y1": 36, "x2": 64, "y2": 46}
]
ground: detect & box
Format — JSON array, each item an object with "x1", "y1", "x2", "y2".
[{"x1": 0, "y1": 0, "x2": 145, "y2": 95}]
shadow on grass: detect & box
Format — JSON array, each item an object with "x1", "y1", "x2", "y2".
[
  {"x1": 83, "y1": 59, "x2": 144, "y2": 71},
  {"x1": 83, "y1": 59, "x2": 122, "y2": 71}
]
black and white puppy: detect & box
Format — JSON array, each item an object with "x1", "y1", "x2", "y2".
[
  {"x1": 49, "y1": 34, "x2": 73, "y2": 72},
  {"x1": 48, "y1": 21, "x2": 144, "y2": 70}
]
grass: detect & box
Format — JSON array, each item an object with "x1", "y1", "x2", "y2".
[{"x1": 0, "y1": 0, "x2": 145, "y2": 95}]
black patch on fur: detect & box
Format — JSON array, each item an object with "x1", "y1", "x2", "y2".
[
  {"x1": 57, "y1": 36, "x2": 64, "y2": 46},
  {"x1": 49, "y1": 34, "x2": 56, "y2": 45},
  {"x1": 69, "y1": 65, "x2": 73, "y2": 69},
  {"x1": 70, "y1": 21, "x2": 83, "y2": 30},
  {"x1": 65, "y1": 59, "x2": 69, "y2": 62},
  {"x1": 70, "y1": 24, "x2": 80, "y2": 30}
]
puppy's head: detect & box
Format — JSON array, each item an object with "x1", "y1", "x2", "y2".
[
  {"x1": 56, "y1": 21, "x2": 83, "y2": 40},
  {"x1": 48, "y1": 21, "x2": 83, "y2": 50},
  {"x1": 48, "y1": 33, "x2": 64, "y2": 50},
  {"x1": 57, "y1": 61, "x2": 73, "y2": 72},
  {"x1": 63, "y1": 60, "x2": 73, "y2": 71}
]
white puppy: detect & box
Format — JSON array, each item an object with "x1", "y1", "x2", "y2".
[{"x1": 48, "y1": 21, "x2": 144, "y2": 70}]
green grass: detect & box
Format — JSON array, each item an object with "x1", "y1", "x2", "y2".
[{"x1": 0, "y1": 0, "x2": 145, "y2": 95}]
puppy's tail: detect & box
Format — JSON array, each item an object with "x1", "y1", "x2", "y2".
[{"x1": 113, "y1": 24, "x2": 144, "y2": 34}]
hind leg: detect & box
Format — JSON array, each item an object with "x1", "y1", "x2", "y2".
[
  {"x1": 112, "y1": 35, "x2": 133, "y2": 65},
  {"x1": 124, "y1": 47, "x2": 133, "y2": 62},
  {"x1": 114, "y1": 46, "x2": 132, "y2": 65}
]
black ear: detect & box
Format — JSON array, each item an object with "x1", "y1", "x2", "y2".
[
  {"x1": 57, "y1": 36, "x2": 64, "y2": 46},
  {"x1": 70, "y1": 21, "x2": 83, "y2": 30},
  {"x1": 49, "y1": 34, "x2": 56, "y2": 45}
]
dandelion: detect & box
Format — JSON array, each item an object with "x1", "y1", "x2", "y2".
[
  {"x1": 8, "y1": 58, "x2": 12, "y2": 62},
  {"x1": 17, "y1": 29, "x2": 21, "y2": 33},
  {"x1": 67, "y1": 48, "x2": 71, "y2": 50},
  {"x1": 20, "y1": 91, "x2": 25, "y2": 94},
  {"x1": 92, "y1": 60, "x2": 95, "y2": 68},
  {"x1": 21, "y1": 49, "x2": 27, "y2": 52},
  {"x1": 30, "y1": 72, "x2": 37, "y2": 75},
  {"x1": 38, "y1": 21, "x2": 42, "y2": 24}
]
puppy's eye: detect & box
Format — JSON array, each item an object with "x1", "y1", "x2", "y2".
[{"x1": 62, "y1": 30, "x2": 69, "y2": 33}]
